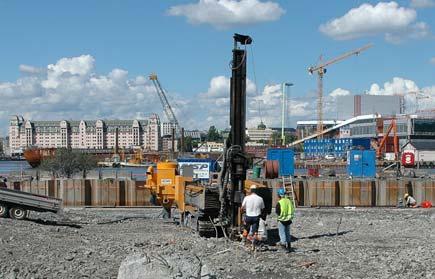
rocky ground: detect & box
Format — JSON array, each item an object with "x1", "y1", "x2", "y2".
[{"x1": 0, "y1": 207, "x2": 434, "y2": 279}]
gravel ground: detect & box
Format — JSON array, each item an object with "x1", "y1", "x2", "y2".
[{"x1": 0, "y1": 207, "x2": 434, "y2": 279}]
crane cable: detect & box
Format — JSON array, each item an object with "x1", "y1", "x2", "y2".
[{"x1": 249, "y1": 44, "x2": 264, "y2": 124}]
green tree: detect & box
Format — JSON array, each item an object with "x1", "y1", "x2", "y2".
[
  {"x1": 40, "y1": 148, "x2": 97, "y2": 178},
  {"x1": 183, "y1": 136, "x2": 193, "y2": 152},
  {"x1": 207, "y1": 125, "x2": 223, "y2": 141}
]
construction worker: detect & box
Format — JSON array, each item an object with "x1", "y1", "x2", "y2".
[
  {"x1": 276, "y1": 188, "x2": 295, "y2": 252},
  {"x1": 241, "y1": 185, "x2": 265, "y2": 244},
  {"x1": 404, "y1": 193, "x2": 417, "y2": 208}
]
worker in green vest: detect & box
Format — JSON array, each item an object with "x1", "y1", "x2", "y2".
[{"x1": 276, "y1": 188, "x2": 295, "y2": 253}]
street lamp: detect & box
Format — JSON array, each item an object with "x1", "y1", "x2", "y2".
[{"x1": 282, "y1": 82, "x2": 294, "y2": 145}]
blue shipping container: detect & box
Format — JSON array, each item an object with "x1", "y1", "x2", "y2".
[
  {"x1": 347, "y1": 150, "x2": 376, "y2": 178},
  {"x1": 304, "y1": 137, "x2": 372, "y2": 159},
  {"x1": 267, "y1": 148, "x2": 295, "y2": 176}
]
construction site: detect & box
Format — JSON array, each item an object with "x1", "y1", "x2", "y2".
[{"x1": 1, "y1": 32, "x2": 435, "y2": 279}]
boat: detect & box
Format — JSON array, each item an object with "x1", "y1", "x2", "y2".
[{"x1": 23, "y1": 148, "x2": 56, "y2": 168}]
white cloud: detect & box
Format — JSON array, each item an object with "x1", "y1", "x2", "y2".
[
  {"x1": 410, "y1": 0, "x2": 435, "y2": 8},
  {"x1": 330, "y1": 88, "x2": 351, "y2": 98},
  {"x1": 0, "y1": 55, "x2": 177, "y2": 134},
  {"x1": 367, "y1": 77, "x2": 419, "y2": 95},
  {"x1": 168, "y1": 0, "x2": 285, "y2": 29},
  {"x1": 319, "y1": 2, "x2": 430, "y2": 42},
  {"x1": 19, "y1": 64, "x2": 44, "y2": 74},
  {"x1": 196, "y1": 77, "x2": 311, "y2": 128},
  {"x1": 366, "y1": 77, "x2": 435, "y2": 113},
  {"x1": 329, "y1": 77, "x2": 435, "y2": 116},
  {"x1": 430, "y1": 57, "x2": 435, "y2": 64}
]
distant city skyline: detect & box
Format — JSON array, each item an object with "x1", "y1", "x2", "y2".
[{"x1": 1, "y1": 1, "x2": 434, "y2": 135}]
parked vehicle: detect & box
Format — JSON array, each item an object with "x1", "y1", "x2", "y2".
[
  {"x1": 325, "y1": 154, "x2": 335, "y2": 160},
  {"x1": 0, "y1": 188, "x2": 62, "y2": 220}
]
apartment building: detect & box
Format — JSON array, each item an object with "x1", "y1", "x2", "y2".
[{"x1": 9, "y1": 114, "x2": 161, "y2": 151}]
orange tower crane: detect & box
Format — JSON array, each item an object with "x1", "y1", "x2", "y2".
[{"x1": 308, "y1": 44, "x2": 372, "y2": 138}]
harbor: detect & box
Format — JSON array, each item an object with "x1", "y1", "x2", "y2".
[{"x1": 1, "y1": 1, "x2": 435, "y2": 278}]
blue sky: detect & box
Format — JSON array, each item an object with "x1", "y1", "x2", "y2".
[{"x1": 0, "y1": 0, "x2": 434, "y2": 134}]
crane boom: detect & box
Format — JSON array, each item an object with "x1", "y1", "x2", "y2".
[
  {"x1": 308, "y1": 44, "x2": 372, "y2": 137},
  {"x1": 308, "y1": 44, "x2": 373, "y2": 74},
  {"x1": 149, "y1": 74, "x2": 179, "y2": 128}
]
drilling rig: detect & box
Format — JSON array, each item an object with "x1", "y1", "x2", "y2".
[{"x1": 145, "y1": 34, "x2": 271, "y2": 236}]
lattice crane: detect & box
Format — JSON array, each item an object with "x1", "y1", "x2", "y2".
[
  {"x1": 149, "y1": 73, "x2": 179, "y2": 131},
  {"x1": 308, "y1": 44, "x2": 372, "y2": 137}
]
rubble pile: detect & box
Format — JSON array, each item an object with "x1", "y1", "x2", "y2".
[{"x1": 0, "y1": 208, "x2": 433, "y2": 278}]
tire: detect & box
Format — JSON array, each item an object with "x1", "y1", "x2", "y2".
[
  {"x1": 0, "y1": 204, "x2": 9, "y2": 218},
  {"x1": 9, "y1": 207, "x2": 28, "y2": 220}
]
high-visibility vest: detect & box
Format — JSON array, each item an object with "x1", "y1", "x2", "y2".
[{"x1": 278, "y1": 197, "x2": 294, "y2": 222}]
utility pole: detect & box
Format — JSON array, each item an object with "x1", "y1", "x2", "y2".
[{"x1": 281, "y1": 82, "x2": 293, "y2": 145}]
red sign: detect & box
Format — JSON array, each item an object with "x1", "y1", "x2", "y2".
[{"x1": 401, "y1": 152, "x2": 415, "y2": 167}]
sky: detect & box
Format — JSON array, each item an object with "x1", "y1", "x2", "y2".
[{"x1": 0, "y1": 0, "x2": 434, "y2": 135}]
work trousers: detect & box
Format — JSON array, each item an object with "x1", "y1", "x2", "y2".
[
  {"x1": 278, "y1": 221, "x2": 291, "y2": 245},
  {"x1": 244, "y1": 216, "x2": 260, "y2": 235}
]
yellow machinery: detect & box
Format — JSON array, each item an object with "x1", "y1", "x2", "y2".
[
  {"x1": 145, "y1": 161, "x2": 272, "y2": 236},
  {"x1": 145, "y1": 162, "x2": 218, "y2": 235},
  {"x1": 145, "y1": 162, "x2": 180, "y2": 212}
]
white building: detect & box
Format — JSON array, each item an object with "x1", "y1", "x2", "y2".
[
  {"x1": 162, "y1": 135, "x2": 179, "y2": 152},
  {"x1": 184, "y1": 130, "x2": 203, "y2": 140},
  {"x1": 196, "y1": 141, "x2": 224, "y2": 153},
  {"x1": 161, "y1": 122, "x2": 179, "y2": 136},
  {"x1": 246, "y1": 128, "x2": 274, "y2": 142},
  {"x1": 9, "y1": 114, "x2": 161, "y2": 151},
  {"x1": 402, "y1": 140, "x2": 435, "y2": 163}
]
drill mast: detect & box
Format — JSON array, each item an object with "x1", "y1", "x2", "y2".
[{"x1": 219, "y1": 33, "x2": 252, "y2": 231}]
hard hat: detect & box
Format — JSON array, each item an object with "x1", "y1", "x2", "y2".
[
  {"x1": 277, "y1": 188, "x2": 286, "y2": 197},
  {"x1": 404, "y1": 193, "x2": 409, "y2": 199},
  {"x1": 249, "y1": 185, "x2": 257, "y2": 190}
]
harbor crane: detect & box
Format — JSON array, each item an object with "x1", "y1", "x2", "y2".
[
  {"x1": 149, "y1": 74, "x2": 179, "y2": 133},
  {"x1": 308, "y1": 44, "x2": 372, "y2": 137}
]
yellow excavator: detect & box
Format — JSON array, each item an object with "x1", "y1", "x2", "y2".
[{"x1": 145, "y1": 34, "x2": 271, "y2": 237}]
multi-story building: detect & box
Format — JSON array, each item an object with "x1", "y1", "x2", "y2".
[
  {"x1": 162, "y1": 135, "x2": 179, "y2": 152},
  {"x1": 337, "y1": 94, "x2": 403, "y2": 119},
  {"x1": 9, "y1": 114, "x2": 161, "y2": 151},
  {"x1": 246, "y1": 127, "x2": 274, "y2": 142},
  {"x1": 195, "y1": 141, "x2": 224, "y2": 153},
  {"x1": 184, "y1": 130, "x2": 204, "y2": 140},
  {"x1": 161, "y1": 122, "x2": 179, "y2": 136}
]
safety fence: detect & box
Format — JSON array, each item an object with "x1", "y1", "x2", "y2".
[
  {"x1": 1, "y1": 179, "x2": 151, "y2": 207},
  {"x1": 2, "y1": 178, "x2": 434, "y2": 207},
  {"x1": 259, "y1": 178, "x2": 435, "y2": 207}
]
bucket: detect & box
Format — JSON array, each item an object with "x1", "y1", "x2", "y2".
[{"x1": 252, "y1": 166, "x2": 261, "y2": 178}]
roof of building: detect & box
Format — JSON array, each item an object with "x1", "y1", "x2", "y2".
[
  {"x1": 296, "y1": 120, "x2": 344, "y2": 125},
  {"x1": 407, "y1": 140, "x2": 435, "y2": 151},
  {"x1": 25, "y1": 119, "x2": 149, "y2": 128},
  {"x1": 32, "y1": 121, "x2": 61, "y2": 127}
]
